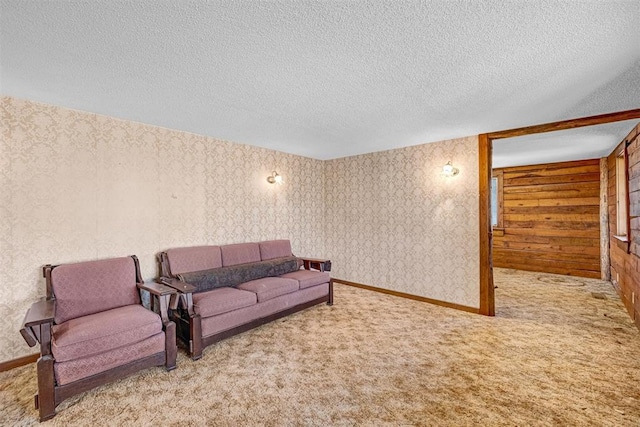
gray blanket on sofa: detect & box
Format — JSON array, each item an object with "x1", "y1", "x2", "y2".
[{"x1": 177, "y1": 256, "x2": 300, "y2": 293}]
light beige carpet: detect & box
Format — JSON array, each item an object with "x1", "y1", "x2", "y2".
[{"x1": 2, "y1": 268, "x2": 640, "y2": 426}]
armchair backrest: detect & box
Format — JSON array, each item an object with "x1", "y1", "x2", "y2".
[{"x1": 49, "y1": 256, "x2": 141, "y2": 324}]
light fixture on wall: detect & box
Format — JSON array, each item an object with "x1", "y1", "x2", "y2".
[
  {"x1": 266, "y1": 170, "x2": 283, "y2": 185},
  {"x1": 442, "y1": 161, "x2": 459, "y2": 177}
]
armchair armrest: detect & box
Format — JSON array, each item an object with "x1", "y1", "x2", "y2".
[
  {"x1": 20, "y1": 327, "x2": 38, "y2": 347},
  {"x1": 21, "y1": 298, "x2": 55, "y2": 347},
  {"x1": 138, "y1": 282, "x2": 179, "y2": 325},
  {"x1": 23, "y1": 298, "x2": 55, "y2": 328},
  {"x1": 299, "y1": 257, "x2": 332, "y2": 272}
]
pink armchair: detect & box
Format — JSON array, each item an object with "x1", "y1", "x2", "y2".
[{"x1": 20, "y1": 255, "x2": 177, "y2": 421}]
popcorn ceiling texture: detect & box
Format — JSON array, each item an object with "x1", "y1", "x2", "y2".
[{"x1": 1, "y1": 1, "x2": 638, "y2": 161}]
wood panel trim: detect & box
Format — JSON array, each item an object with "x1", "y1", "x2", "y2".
[
  {"x1": 487, "y1": 109, "x2": 640, "y2": 140},
  {"x1": 599, "y1": 157, "x2": 610, "y2": 280},
  {"x1": 624, "y1": 140, "x2": 632, "y2": 253},
  {"x1": 492, "y1": 169, "x2": 504, "y2": 228},
  {"x1": 0, "y1": 353, "x2": 39, "y2": 372},
  {"x1": 479, "y1": 133, "x2": 494, "y2": 315},
  {"x1": 332, "y1": 278, "x2": 480, "y2": 314},
  {"x1": 496, "y1": 159, "x2": 600, "y2": 174}
]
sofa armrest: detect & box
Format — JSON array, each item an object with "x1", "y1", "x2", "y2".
[
  {"x1": 299, "y1": 257, "x2": 332, "y2": 272},
  {"x1": 159, "y1": 277, "x2": 197, "y2": 317},
  {"x1": 137, "y1": 281, "x2": 177, "y2": 297},
  {"x1": 159, "y1": 277, "x2": 197, "y2": 293},
  {"x1": 159, "y1": 277, "x2": 201, "y2": 359},
  {"x1": 21, "y1": 298, "x2": 55, "y2": 348}
]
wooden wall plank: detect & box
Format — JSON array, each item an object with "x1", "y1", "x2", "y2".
[
  {"x1": 504, "y1": 212, "x2": 598, "y2": 221},
  {"x1": 606, "y1": 123, "x2": 640, "y2": 324},
  {"x1": 493, "y1": 158, "x2": 601, "y2": 278},
  {"x1": 502, "y1": 227, "x2": 599, "y2": 238},
  {"x1": 494, "y1": 248, "x2": 600, "y2": 264},
  {"x1": 504, "y1": 188, "x2": 600, "y2": 200},
  {"x1": 495, "y1": 233, "x2": 598, "y2": 245},
  {"x1": 504, "y1": 205, "x2": 600, "y2": 215},
  {"x1": 504, "y1": 172, "x2": 601, "y2": 186},
  {"x1": 503, "y1": 197, "x2": 600, "y2": 208},
  {"x1": 504, "y1": 182, "x2": 598, "y2": 194},
  {"x1": 503, "y1": 165, "x2": 600, "y2": 179},
  {"x1": 502, "y1": 220, "x2": 600, "y2": 230},
  {"x1": 493, "y1": 241, "x2": 600, "y2": 255}
]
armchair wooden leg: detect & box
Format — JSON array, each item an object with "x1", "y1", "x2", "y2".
[
  {"x1": 164, "y1": 321, "x2": 177, "y2": 371},
  {"x1": 327, "y1": 279, "x2": 334, "y2": 306},
  {"x1": 190, "y1": 315, "x2": 203, "y2": 361},
  {"x1": 36, "y1": 355, "x2": 56, "y2": 422}
]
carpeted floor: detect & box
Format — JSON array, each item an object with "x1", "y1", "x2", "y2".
[{"x1": 2, "y1": 268, "x2": 640, "y2": 426}]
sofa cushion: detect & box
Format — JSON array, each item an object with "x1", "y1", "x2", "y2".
[
  {"x1": 166, "y1": 246, "x2": 222, "y2": 276},
  {"x1": 280, "y1": 270, "x2": 331, "y2": 290},
  {"x1": 201, "y1": 283, "x2": 329, "y2": 338},
  {"x1": 259, "y1": 240, "x2": 293, "y2": 261},
  {"x1": 51, "y1": 304, "x2": 162, "y2": 363},
  {"x1": 178, "y1": 257, "x2": 300, "y2": 293},
  {"x1": 193, "y1": 287, "x2": 257, "y2": 318},
  {"x1": 51, "y1": 257, "x2": 140, "y2": 324},
  {"x1": 238, "y1": 277, "x2": 299, "y2": 302},
  {"x1": 221, "y1": 243, "x2": 261, "y2": 267}
]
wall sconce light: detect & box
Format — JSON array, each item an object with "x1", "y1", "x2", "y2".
[
  {"x1": 442, "y1": 161, "x2": 459, "y2": 177},
  {"x1": 266, "y1": 170, "x2": 283, "y2": 185}
]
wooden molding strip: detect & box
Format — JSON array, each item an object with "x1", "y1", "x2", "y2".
[
  {"x1": 487, "y1": 108, "x2": 640, "y2": 140},
  {"x1": 478, "y1": 133, "x2": 495, "y2": 316},
  {"x1": 0, "y1": 353, "x2": 39, "y2": 372},
  {"x1": 332, "y1": 278, "x2": 480, "y2": 314}
]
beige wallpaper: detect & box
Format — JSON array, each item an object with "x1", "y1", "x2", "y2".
[
  {"x1": 0, "y1": 97, "x2": 325, "y2": 362},
  {"x1": 1, "y1": 97, "x2": 480, "y2": 363},
  {"x1": 324, "y1": 137, "x2": 480, "y2": 308}
]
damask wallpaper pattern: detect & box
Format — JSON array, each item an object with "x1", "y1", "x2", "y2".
[
  {"x1": 0, "y1": 97, "x2": 325, "y2": 362},
  {"x1": 1, "y1": 97, "x2": 480, "y2": 363},
  {"x1": 324, "y1": 137, "x2": 480, "y2": 308}
]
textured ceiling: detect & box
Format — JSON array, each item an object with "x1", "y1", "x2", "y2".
[{"x1": 1, "y1": 1, "x2": 639, "y2": 163}]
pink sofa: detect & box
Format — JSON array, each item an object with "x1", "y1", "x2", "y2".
[{"x1": 158, "y1": 240, "x2": 332, "y2": 360}]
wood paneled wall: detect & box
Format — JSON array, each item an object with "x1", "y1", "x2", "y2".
[
  {"x1": 493, "y1": 159, "x2": 601, "y2": 278},
  {"x1": 608, "y1": 123, "x2": 640, "y2": 328}
]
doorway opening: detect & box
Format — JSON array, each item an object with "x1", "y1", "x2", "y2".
[{"x1": 478, "y1": 108, "x2": 640, "y2": 316}]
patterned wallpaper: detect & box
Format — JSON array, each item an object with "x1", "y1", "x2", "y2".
[
  {"x1": 0, "y1": 97, "x2": 325, "y2": 362},
  {"x1": 1, "y1": 97, "x2": 480, "y2": 363},
  {"x1": 324, "y1": 137, "x2": 480, "y2": 308}
]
